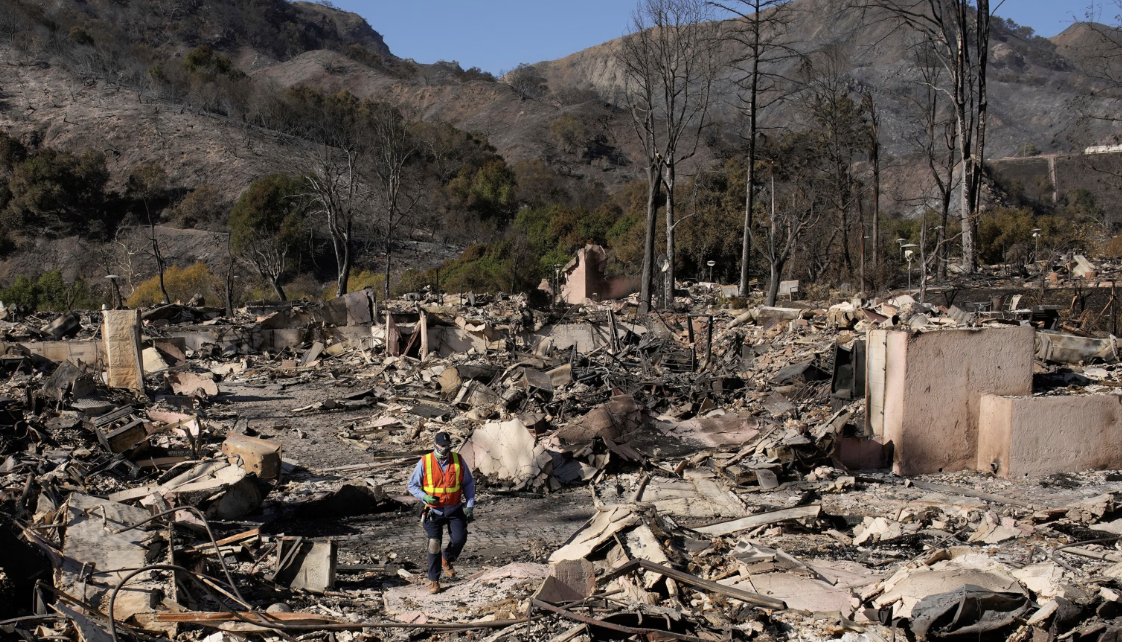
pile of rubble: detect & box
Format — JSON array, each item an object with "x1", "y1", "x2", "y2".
[{"x1": 4, "y1": 280, "x2": 1122, "y2": 642}]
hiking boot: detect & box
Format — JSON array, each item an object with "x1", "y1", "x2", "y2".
[
  {"x1": 428, "y1": 580, "x2": 441, "y2": 594},
  {"x1": 442, "y1": 557, "x2": 456, "y2": 579}
]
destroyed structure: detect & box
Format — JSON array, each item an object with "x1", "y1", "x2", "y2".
[
  {"x1": 547, "y1": 244, "x2": 640, "y2": 305},
  {"x1": 6, "y1": 257, "x2": 1122, "y2": 642}
]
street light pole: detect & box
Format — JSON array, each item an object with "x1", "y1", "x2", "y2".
[
  {"x1": 706, "y1": 260, "x2": 716, "y2": 284},
  {"x1": 901, "y1": 244, "x2": 918, "y2": 292}
]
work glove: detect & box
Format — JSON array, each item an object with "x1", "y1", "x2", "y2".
[
  {"x1": 422, "y1": 494, "x2": 439, "y2": 505},
  {"x1": 464, "y1": 505, "x2": 474, "y2": 522}
]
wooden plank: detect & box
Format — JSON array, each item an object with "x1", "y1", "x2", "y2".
[
  {"x1": 692, "y1": 504, "x2": 821, "y2": 537},
  {"x1": 154, "y1": 611, "x2": 342, "y2": 624},
  {"x1": 531, "y1": 599, "x2": 707, "y2": 642},
  {"x1": 598, "y1": 559, "x2": 786, "y2": 610}
]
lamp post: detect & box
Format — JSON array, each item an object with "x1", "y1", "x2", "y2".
[
  {"x1": 902, "y1": 244, "x2": 918, "y2": 291},
  {"x1": 1032, "y1": 228, "x2": 1041, "y2": 264},
  {"x1": 706, "y1": 260, "x2": 716, "y2": 284}
]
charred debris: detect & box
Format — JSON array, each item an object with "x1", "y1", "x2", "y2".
[{"x1": 5, "y1": 260, "x2": 1122, "y2": 642}]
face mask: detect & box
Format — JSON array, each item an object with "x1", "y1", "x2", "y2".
[{"x1": 436, "y1": 445, "x2": 452, "y2": 459}]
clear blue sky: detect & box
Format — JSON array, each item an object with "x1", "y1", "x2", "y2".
[{"x1": 325, "y1": 1, "x2": 1081, "y2": 75}]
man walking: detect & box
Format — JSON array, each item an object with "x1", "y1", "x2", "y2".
[{"x1": 407, "y1": 431, "x2": 475, "y2": 594}]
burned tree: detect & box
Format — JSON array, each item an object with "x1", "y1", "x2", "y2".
[
  {"x1": 753, "y1": 164, "x2": 823, "y2": 306},
  {"x1": 620, "y1": 0, "x2": 721, "y2": 311},
  {"x1": 709, "y1": 0, "x2": 798, "y2": 297},
  {"x1": 798, "y1": 45, "x2": 866, "y2": 283},
  {"x1": 862, "y1": 0, "x2": 991, "y2": 273},
  {"x1": 127, "y1": 163, "x2": 171, "y2": 305},
  {"x1": 366, "y1": 101, "x2": 421, "y2": 301},
  {"x1": 902, "y1": 35, "x2": 959, "y2": 281},
  {"x1": 295, "y1": 90, "x2": 373, "y2": 298}
]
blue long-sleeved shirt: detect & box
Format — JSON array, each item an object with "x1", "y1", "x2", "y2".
[{"x1": 407, "y1": 452, "x2": 475, "y2": 515}]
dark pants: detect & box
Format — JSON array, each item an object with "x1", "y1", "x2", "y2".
[{"x1": 422, "y1": 505, "x2": 468, "y2": 581}]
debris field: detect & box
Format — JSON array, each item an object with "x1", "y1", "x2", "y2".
[{"x1": 7, "y1": 263, "x2": 1122, "y2": 642}]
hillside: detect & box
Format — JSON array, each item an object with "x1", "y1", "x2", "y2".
[
  {"x1": 535, "y1": 0, "x2": 1121, "y2": 161},
  {"x1": 3, "y1": 0, "x2": 1118, "y2": 198},
  {"x1": 2, "y1": 0, "x2": 1122, "y2": 296}
]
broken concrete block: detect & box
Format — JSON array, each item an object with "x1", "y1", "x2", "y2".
[
  {"x1": 42, "y1": 361, "x2": 96, "y2": 401},
  {"x1": 142, "y1": 347, "x2": 169, "y2": 374},
  {"x1": 551, "y1": 559, "x2": 596, "y2": 598},
  {"x1": 102, "y1": 310, "x2": 146, "y2": 395},
  {"x1": 459, "y1": 418, "x2": 543, "y2": 489},
  {"x1": 222, "y1": 434, "x2": 282, "y2": 480},
  {"x1": 865, "y1": 326, "x2": 1034, "y2": 475},
  {"x1": 323, "y1": 289, "x2": 375, "y2": 326},
  {"x1": 152, "y1": 339, "x2": 187, "y2": 363},
  {"x1": 383, "y1": 563, "x2": 550, "y2": 622},
  {"x1": 534, "y1": 575, "x2": 586, "y2": 605},
  {"x1": 978, "y1": 394, "x2": 1122, "y2": 478},
  {"x1": 299, "y1": 341, "x2": 325, "y2": 366},
  {"x1": 168, "y1": 372, "x2": 219, "y2": 398},
  {"x1": 274, "y1": 538, "x2": 337, "y2": 594},
  {"x1": 43, "y1": 312, "x2": 81, "y2": 339}
]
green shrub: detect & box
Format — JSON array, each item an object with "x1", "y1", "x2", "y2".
[
  {"x1": 0, "y1": 270, "x2": 100, "y2": 311},
  {"x1": 126, "y1": 263, "x2": 218, "y2": 307}
]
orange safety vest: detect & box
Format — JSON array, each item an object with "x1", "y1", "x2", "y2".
[{"x1": 422, "y1": 452, "x2": 464, "y2": 509}]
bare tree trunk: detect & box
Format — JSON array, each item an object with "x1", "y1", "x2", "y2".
[
  {"x1": 766, "y1": 174, "x2": 780, "y2": 306},
  {"x1": 149, "y1": 223, "x2": 170, "y2": 304},
  {"x1": 664, "y1": 165, "x2": 676, "y2": 310},
  {"x1": 766, "y1": 260, "x2": 781, "y2": 306},
  {"x1": 739, "y1": 13, "x2": 761, "y2": 297},
  {"x1": 741, "y1": 137, "x2": 756, "y2": 297},
  {"x1": 639, "y1": 161, "x2": 660, "y2": 314},
  {"x1": 952, "y1": 2, "x2": 977, "y2": 273},
  {"x1": 336, "y1": 221, "x2": 352, "y2": 297},
  {"x1": 384, "y1": 238, "x2": 392, "y2": 302},
  {"x1": 225, "y1": 234, "x2": 234, "y2": 316},
  {"x1": 871, "y1": 133, "x2": 880, "y2": 286},
  {"x1": 271, "y1": 277, "x2": 287, "y2": 302}
]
